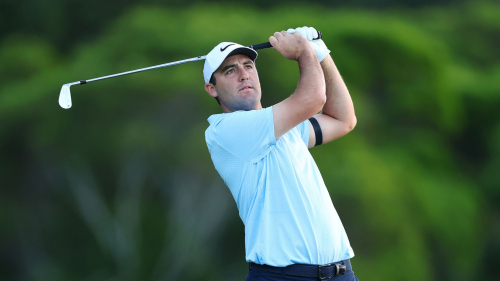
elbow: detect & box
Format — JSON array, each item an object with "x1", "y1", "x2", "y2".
[
  {"x1": 303, "y1": 89, "x2": 325, "y2": 115},
  {"x1": 313, "y1": 88, "x2": 327, "y2": 112},
  {"x1": 338, "y1": 117, "x2": 356, "y2": 138},
  {"x1": 315, "y1": 94, "x2": 327, "y2": 112},
  {"x1": 311, "y1": 76, "x2": 326, "y2": 109},
  {"x1": 319, "y1": 92, "x2": 327, "y2": 107},
  {"x1": 297, "y1": 78, "x2": 326, "y2": 116},
  {"x1": 318, "y1": 82, "x2": 327, "y2": 106},
  {"x1": 347, "y1": 115, "x2": 357, "y2": 132}
]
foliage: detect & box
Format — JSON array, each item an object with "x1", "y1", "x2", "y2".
[{"x1": 1, "y1": 2, "x2": 499, "y2": 280}]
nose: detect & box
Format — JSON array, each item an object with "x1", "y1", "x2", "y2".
[{"x1": 238, "y1": 65, "x2": 249, "y2": 81}]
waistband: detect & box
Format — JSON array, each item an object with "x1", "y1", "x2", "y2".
[{"x1": 249, "y1": 259, "x2": 351, "y2": 280}]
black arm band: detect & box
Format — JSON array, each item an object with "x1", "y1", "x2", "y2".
[{"x1": 308, "y1": 117, "x2": 323, "y2": 146}]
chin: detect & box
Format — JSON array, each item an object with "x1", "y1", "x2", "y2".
[
  {"x1": 238, "y1": 105, "x2": 255, "y2": 111},
  {"x1": 222, "y1": 94, "x2": 261, "y2": 112},
  {"x1": 230, "y1": 101, "x2": 258, "y2": 112}
]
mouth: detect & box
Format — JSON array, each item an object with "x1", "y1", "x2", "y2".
[{"x1": 239, "y1": 85, "x2": 254, "y2": 92}]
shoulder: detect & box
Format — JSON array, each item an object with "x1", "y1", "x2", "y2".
[
  {"x1": 207, "y1": 108, "x2": 273, "y2": 131},
  {"x1": 205, "y1": 108, "x2": 276, "y2": 159}
]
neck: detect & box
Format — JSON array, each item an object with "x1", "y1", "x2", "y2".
[{"x1": 221, "y1": 103, "x2": 262, "y2": 113}]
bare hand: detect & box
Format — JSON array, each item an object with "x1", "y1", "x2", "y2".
[{"x1": 269, "y1": 31, "x2": 313, "y2": 61}]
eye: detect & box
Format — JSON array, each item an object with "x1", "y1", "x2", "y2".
[
  {"x1": 245, "y1": 64, "x2": 253, "y2": 69},
  {"x1": 226, "y1": 69, "x2": 234, "y2": 74}
]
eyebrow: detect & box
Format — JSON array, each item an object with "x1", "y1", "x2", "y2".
[{"x1": 220, "y1": 60, "x2": 254, "y2": 73}]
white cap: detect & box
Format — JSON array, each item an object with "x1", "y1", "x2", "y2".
[{"x1": 203, "y1": 42, "x2": 258, "y2": 83}]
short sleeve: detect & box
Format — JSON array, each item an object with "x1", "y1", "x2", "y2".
[
  {"x1": 209, "y1": 107, "x2": 276, "y2": 162},
  {"x1": 298, "y1": 119, "x2": 310, "y2": 146}
]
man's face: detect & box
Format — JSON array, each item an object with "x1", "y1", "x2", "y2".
[{"x1": 205, "y1": 54, "x2": 262, "y2": 112}]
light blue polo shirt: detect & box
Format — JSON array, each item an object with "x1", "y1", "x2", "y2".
[{"x1": 205, "y1": 106, "x2": 354, "y2": 267}]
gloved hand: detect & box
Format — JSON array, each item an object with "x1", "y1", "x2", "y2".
[{"x1": 287, "y1": 26, "x2": 330, "y2": 62}]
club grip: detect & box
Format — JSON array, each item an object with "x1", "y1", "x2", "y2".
[
  {"x1": 249, "y1": 42, "x2": 272, "y2": 50},
  {"x1": 248, "y1": 30, "x2": 322, "y2": 50}
]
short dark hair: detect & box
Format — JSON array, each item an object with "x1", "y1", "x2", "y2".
[
  {"x1": 210, "y1": 74, "x2": 216, "y2": 85},
  {"x1": 209, "y1": 75, "x2": 220, "y2": 106}
]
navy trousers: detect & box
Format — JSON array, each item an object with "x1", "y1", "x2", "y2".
[{"x1": 246, "y1": 260, "x2": 359, "y2": 281}]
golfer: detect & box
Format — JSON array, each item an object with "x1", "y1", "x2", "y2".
[{"x1": 204, "y1": 27, "x2": 359, "y2": 281}]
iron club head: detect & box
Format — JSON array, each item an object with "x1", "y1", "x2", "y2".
[
  {"x1": 59, "y1": 84, "x2": 72, "y2": 109},
  {"x1": 59, "y1": 82, "x2": 80, "y2": 109}
]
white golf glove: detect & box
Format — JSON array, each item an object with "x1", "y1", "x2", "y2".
[{"x1": 287, "y1": 26, "x2": 330, "y2": 62}]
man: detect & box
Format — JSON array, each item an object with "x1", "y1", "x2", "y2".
[{"x1": 204, "y1": 27, "x2": 359, "y2": 281}]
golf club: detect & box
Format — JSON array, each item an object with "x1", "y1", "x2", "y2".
[{"x1": 59, "y1": 32, "x2": 322, "y2": 109}]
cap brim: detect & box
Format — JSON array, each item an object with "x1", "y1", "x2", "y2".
[{"x1": 227, "y1": 47, "x2": 257, "y2": 61}]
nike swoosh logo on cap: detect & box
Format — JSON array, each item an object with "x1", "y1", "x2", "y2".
[{"x1": 220, "y1": 44, "x2": 235, "y2": 52}]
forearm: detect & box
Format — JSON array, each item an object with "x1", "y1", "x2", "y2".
[
  {"x1": 270, "y1": 31, "x2": 326, "y2": 139},
  {"x1": 320, "y1": 55, "x2": 356, "y2": 129},
  {"x1": 296, "y1": 49, "x2": 326, "y2": 106}
]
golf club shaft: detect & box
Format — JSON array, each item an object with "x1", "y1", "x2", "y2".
[
  {"x1": 78, "y1": 42, "x2": 274, "y2": 85},
  {"x1": 59, "y1": 32, "x2": 323, "y2": 109},
  {"x1": 74, "y1": 30, "x2": 322, "y2": 85},
  {"x1": 82, "y1": 56, "x2": 206, "y2": 84}
]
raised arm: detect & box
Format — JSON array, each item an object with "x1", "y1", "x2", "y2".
[
  {"x1": 269, "y1": 31, "x2": 326, "y2": 140},
  {"x1": 307, "y1": 53, "x2": 357, "y2": 148},
  {"x1": 288, "y1": 26, "x2": 356, "y2": 148}
]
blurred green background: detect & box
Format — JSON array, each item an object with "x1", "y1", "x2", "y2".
[{"x1": 1, "y1": 0, "x2": 499, "y2": 280}]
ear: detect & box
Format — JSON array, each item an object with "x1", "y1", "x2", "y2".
[{"x1": 205, "y1": 83, "x2": 218, "y2": 98}]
